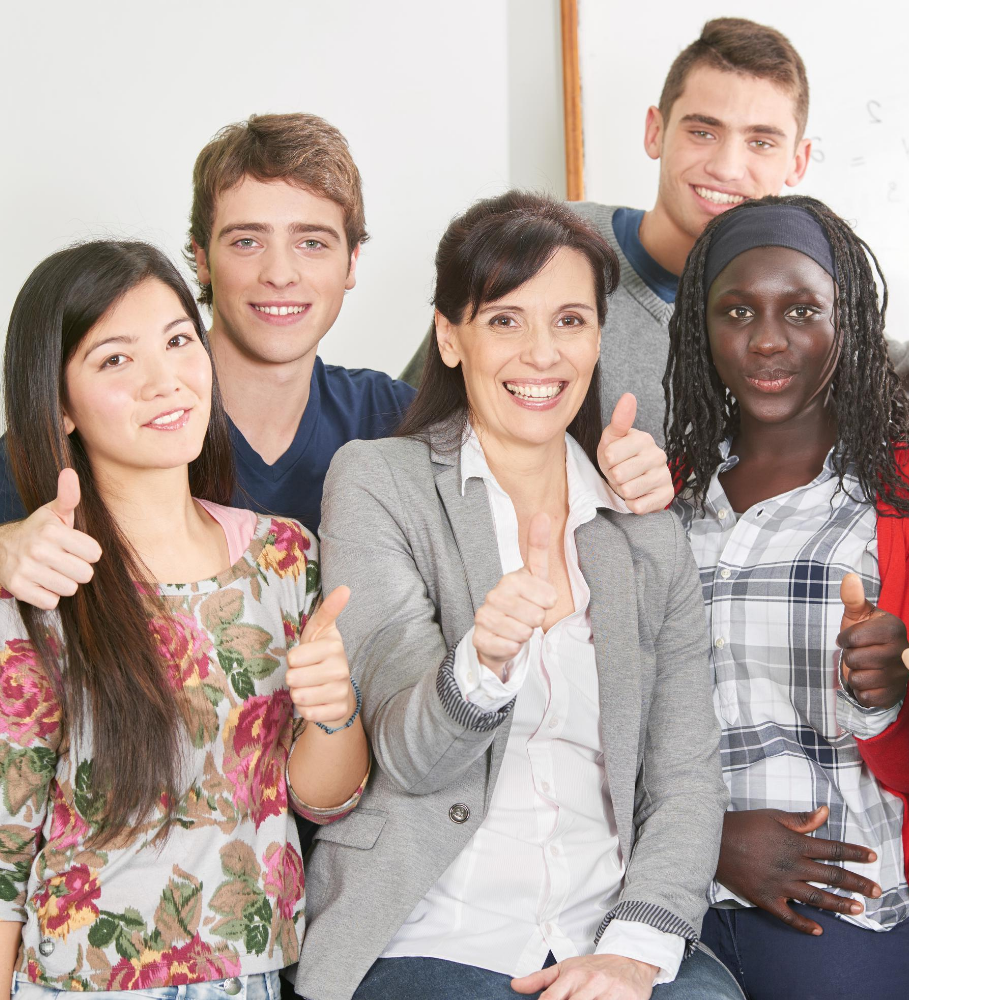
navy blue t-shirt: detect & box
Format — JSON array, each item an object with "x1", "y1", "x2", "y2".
[
  {"x1": 611, "y1": 207, "x2": 680, "y2": 304},
  {"x1": 0, "y1": 358, "x2": 416, "y2": 535}
]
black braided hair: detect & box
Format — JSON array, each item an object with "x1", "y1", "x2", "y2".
[{"x1": 664, "y1": 194, "x2": 907, "y2": 516}]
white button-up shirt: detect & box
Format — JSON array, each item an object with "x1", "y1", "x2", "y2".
[{"x1": 382, "y1": 429, "x2": 686, "y2": 983}]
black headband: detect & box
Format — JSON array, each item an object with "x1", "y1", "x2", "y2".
[{"x1": 703, "y1": 204, "x2": 837, "y2": 293}]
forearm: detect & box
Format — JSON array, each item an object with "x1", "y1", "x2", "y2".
[
  {"x1": 287, "y1": 712, "x2": 370, "y2": 814},
  {"x1": 0, "y1": 920, "x2": 22, "y2": 1000}
]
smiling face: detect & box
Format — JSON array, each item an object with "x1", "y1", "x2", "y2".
[
  {"x1": 62, "y1": 278, "x2": 213, "y2": 481},
  {"x1": 435, "y1": 247, "x2": 601, "y2": 451},
  {"x1": 646, "y1": 65, "x2": 810, "y2": 245},
  {"x1": 194, "y1": 176, "x2": 358, "y2": 365},
  {"x1": 706, "y1": 245, "x2": 838, "y2": 426}
]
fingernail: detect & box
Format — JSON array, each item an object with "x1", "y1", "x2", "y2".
[
  {"x1": 872, "y1": 886, "x2": 882, "y2": 898},
  {"x1": 812, "y1": 928, "x2": 823, "y2": 936},
  {"x1": 851, "y1": 903, "x2": 863, "y2": 914}
]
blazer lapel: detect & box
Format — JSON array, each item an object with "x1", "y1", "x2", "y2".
[
  {"x1": 433, "y1": 456, "x2": 512, "y2": 802},
  {"x1": 576, "y1": 515, "x2": 642, "y2": 851}
]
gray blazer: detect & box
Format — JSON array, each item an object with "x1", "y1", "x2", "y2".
[{"x1": 295, "y1": 429, "x2": 727, "y2": 1000}]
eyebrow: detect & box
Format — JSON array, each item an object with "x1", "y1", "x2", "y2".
[
  {"x1": 83, "y1": 317, "x2": 193, "y2": 359},
  {"x1": 680, "y1": 113, "x2": 787, "y2": 139},
  {"x1": 482, "y1": 301, "x2": 596, "y2": 313},
  {"x1": 217, "y1": 221, "x2": 342, "y2": 243}
]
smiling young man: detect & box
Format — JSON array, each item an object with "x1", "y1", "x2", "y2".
[{"x1": 401, "y1": 18, "x2": 908, "y2": 445}]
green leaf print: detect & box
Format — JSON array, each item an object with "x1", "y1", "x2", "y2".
[
  {"x1": 245, "y1": 895, "x2": 272, "y2": 925},
  {"x1": 230, "y1": 670, "x2": 255, "y2": 701},
  {"x1": 0, "y1": 873, "x2": 19, "y2": 902},
  {"x1": 305, "y1": 560, "x2": 319, "y2": 596},
  {"x1": 244, "y1": 921, "x2": 269, "y2": 956},
  {"x1": 201, "y1": 589, "x2": 246, "y2": 633},
  {"x1": 115, "y1": 925, "x2": 140, "y2": 960},
  {"x1": 211, "y1": 917, "x2": 247, "y2": 941},
  {"x1": 87, "y1": 916, "x2": 117, "y2": 948},
  {"x1": 74, "y1": 760, "x2": 105, "y2": 823}
]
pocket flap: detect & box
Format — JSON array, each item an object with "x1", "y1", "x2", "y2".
[{"x1": 311, "y1": 808, "x2": 387, "y2": 849}]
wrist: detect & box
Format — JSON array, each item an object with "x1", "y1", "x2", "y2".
[{"x1": 312, "y1": 677, "x2": 362, "y2": 734}]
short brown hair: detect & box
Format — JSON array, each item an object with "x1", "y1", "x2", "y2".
[
  {"x1": 186, "y1": 113, "x2": 368, "y2": 306},
  {"x1": 658, "y1": 18, "x2": 809, "y2": 140}
]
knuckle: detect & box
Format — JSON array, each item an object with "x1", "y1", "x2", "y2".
[
  {"x1": 806, "y1": 889, "x2": 823, "y2": 906},
  {"x1": 829, "y1": 840, "x2": 845, "y2": 861},
  {"x1": 827, "y1": 865, "x2": 845, "y2": 885}
]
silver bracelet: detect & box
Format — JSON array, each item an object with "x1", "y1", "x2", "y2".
[{"x1": 313, "y1": 677, "x2": 362, "y2": 734}]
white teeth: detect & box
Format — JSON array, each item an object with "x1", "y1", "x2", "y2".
[
  {"x1": 253, "y1": 304, "x2": 306, "y2": 316},
  {"x1": 503, "y1": 382, "x2": 563, "y2": 400},
  {"x1": 151, "y1": 410, "x2": 184, "y2": 425},
  {"x1": 695, "y1": 186, "x2": 746, "y2": 205}
]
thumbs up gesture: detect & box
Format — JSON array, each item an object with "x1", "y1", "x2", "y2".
[
  {"x1": 836, "y1": 573, "x2": 908, "y2": 710},
  {"x1": 0, "y1": 468, "x2": 102, "y2": 609},
  {"x1": 597, "y1": 393, "x2": 674, "y2": 514},
  {"x1": 472, "y1": 512, "x2": 558, "y2": 678},
  {"x1": 286, "y1": 585, "x2": 357, "y2": 727}
]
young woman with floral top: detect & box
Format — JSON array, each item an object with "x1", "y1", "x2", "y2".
[{"x1": 0, "y1": 242, "x2": 369, "y2": 1000}]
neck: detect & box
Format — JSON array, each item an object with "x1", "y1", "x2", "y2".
[
  {"x1": 208, "y1": 323, "x2": 315, "y2": 463},
  {"x1": 731, "y1": 401, "x2": 838, "y2": 467},
  {"x1": 638, "y1": 198, "x2": 697, "y2": 277},
  {"x1": 474, "y1": 424, "x2": 568, "y2": 514}
]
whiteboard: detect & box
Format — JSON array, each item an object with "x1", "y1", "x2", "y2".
[{"x1": 577, "y1": 0, "x2": 909, "y2": 338}]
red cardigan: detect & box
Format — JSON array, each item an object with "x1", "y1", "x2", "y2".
[{"x1": 860, "y1": 448, "x2": 909, "y2": 871}]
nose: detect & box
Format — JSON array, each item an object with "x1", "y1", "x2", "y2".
[
  {"x1": 139, "y1": 352, "x2": 182, "y2": 402},
  {"x1": 747, "y1": 316, "x2": 789, "y2": 356},
  {"x1": 258, "y1": 244, "x2": 300, "y2": 290},
  {"x1": 704, "y1": 134, "x2": 747, "y2": 185},
  {"x1": 519, "y1": 325, "x2": 560, "y2": 369}
]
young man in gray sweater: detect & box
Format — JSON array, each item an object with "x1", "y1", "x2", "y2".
[{"x1": 401, "y1": 17, "x2": 907, "y2": 447}]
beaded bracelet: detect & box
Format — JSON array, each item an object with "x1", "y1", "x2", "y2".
[{"x1": 313, "y1": 677, "x2": 362, "y2": 734}]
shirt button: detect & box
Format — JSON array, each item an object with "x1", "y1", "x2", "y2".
[
  {"x1": 39, "y1": 938, "x2": 55, "y2": 957},
  {"x1": 548, "y1": 717, "x2": 560, "y2": 729},
  {"x1": 448, "y1": 802, "x2": 470, "y2": 824},
  {"x1": 544, "y1": 922, "x2": 554, "y2": 934},
  {"x1": 541, "y1": 781, "x2": 551, "y2": 793},
  {"x1": 550, "y1": 844, "x2": 560, "y2": 856},
  {"x1": 466, "y1": 672, "x2": 475, "y2": 684},
  {"x1": 718, "y1": 508, "x2": 729, "y2": 519},
  {"x1": 720, "y1": 568, "x2": 731, "y2": 580},
  {"x1": 715, "y1": 637, "x2": 725, "y2": 649},
  {"x1": 224, "y1": 980, "x2": 242, "y2": 996}
]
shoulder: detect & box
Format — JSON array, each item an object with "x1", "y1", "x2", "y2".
[
  {"x1": 565, "y1": 200, "x2": 620, "y2": 225},
  {"x1": 259, "y1": 515, "x2": 319, "y2": 565},
  {"x1": 326, "y1": 435, "x2": 439, "y2": 498},
  {"x1": 316, "y1": 362, "x2": 417, "y2": 409},
  {"x1": 602, "y1": 505, "x2": 687, "y2": 560}
]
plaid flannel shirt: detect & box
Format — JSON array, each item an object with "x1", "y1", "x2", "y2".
[{"x1": 672, "y1": 442, "x2": 907, "y2": 930}]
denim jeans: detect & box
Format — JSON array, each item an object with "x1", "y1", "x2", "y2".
[
  {"x1": 351, "y1": 947, "x2": 745, "y2": 999},
  {"x1": 700, "y1": 906, "x2": 908, "y2": 1000},
  {"x1": 11, "y1": 970, "x2": 282, "y2": 1000}
]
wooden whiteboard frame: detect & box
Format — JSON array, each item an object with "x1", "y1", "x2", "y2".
[{"x1": 560, "y1": 0, "x2": 584, "y2": 200}]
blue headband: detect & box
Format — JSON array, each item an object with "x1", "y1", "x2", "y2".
[{"x1": 703, "y1": 204, "x2": 837, "y2": 293}]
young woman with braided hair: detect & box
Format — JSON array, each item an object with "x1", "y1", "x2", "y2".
[{"x1": 664, "y1": 196, "x2": 908, "y2": 1000}]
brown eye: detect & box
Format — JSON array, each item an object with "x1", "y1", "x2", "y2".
[{"x1": 726, "y1": 307, "x2": 752, "y2": 320}]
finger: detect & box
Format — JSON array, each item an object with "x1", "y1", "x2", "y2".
[
  {"x1": 605, "y1": 392, "x2": 637, "y2": 441},
  {"x1": 489, "y1": 589, "x2": 547, "y2": 629},
  {"x1": 901, "y1": 648, "x2": 909, "y2": 669},
  {"x1": 802, "y1": 861, "x2": 882, "y2": 899},
  {"x1": 473, "y1": 629, "x2": 523, "y2": 665},
  {"x1": 475, "y1": 605, "x2": 534, "y2": 644},
  {"x1": 839, "y1": 573, "x2": 875, "y2": 630},
  {"x1": 27, "y1": 566, "x2": 84, "y2": 598},
  {"x1": 610, "y1": 468, "x2": 671, "y2": 503},
  {"x1": 33, "y1": 526, "x2": 102, "y2": 565},
  {"x1": 511, "y1": 967, "x2": 560, "y2": 994},
  {"x1": 804, "y1": 836, "x2": 877, "y2": 865},
  {"x1": 289, "y1": 682, "x2": 354, "y2": 712},
  {"x1": 775, "y1": 804, "x2": 829, "y2": 834},
  {"x1": 287, "y1": 638, "x2": 345, "y2": 670},
  {"x1": 790, "y1": 883, "x2": 867, "y2": 916},
  {"x1": 300, "y1": 585, "x2": 350, "y2": 644},
  {"x1": 627, "y1": 483, "x2": 675, "y2": 514},
  {"x1": 526, "y1": 513, "x2": 550, "y2": 582},
  {"x1": 6, "y1": 582, "x2": 60, "y2": 610},
  {"x1": 771, "y1": 899, "x2": 823, "y2": 936},
  {"x1": 48, "y1": 468, "x2": 81, "y2": 528},
  {"x1": 286, "y1": 656, "x2": 349, "y2": 686},
  {"x1": 511, "y1": 572, "x2": 558, "y2": 610},
  {"x1": 838, "y1": 613, "x2": 903, "y2": 651},
  {"x1": 840, "y1": 641, "x2": 905, "y2": 673}
]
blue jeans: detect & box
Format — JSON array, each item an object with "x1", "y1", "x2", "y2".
[
  {"x1": 351, "y1": 948, "x2": 744, "y2": 999},
  {"x1": 11, "y1": 970, "x2": 282, "y2": 1000},
  {"x1": 700, "y1": 906, "x2": 909, "y2": 1000}
]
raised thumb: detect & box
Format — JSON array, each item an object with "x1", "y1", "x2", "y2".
[
  {"x1": 300, "y1": 585, "x2": 350, "y2": 643},
  {"x1": 607, "y1": 393, "x2": 637, "y2": 440},
  {"x1": 839, "y1": 573, "x2": 874, "y2": 628},
  {"x1": 48, "y1": 468, "x2": 81, "y2": 528}
]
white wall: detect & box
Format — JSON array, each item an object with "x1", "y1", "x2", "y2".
[
  {"x1": 1, "y1": 0, "x2": 564, "y2": 385},
  {"x1": 578, "y1": 0, "x2": 909, "y2": 339}
]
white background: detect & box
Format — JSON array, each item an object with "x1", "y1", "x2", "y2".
[{"x1": 578, "y1": 0, "x2": 909, "y2": 339}]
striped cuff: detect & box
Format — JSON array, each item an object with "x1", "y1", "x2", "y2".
[
  {"x1": 595, "y1": 900, "x2": 699, "y2": 959},
  {"x1": 436, "y1": 643, "x2": 515, "y2": 732},
  {"x1": 286, "y1": 748, "x2": 370, "y2": 824}
]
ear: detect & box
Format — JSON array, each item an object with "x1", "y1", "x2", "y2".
[
  {"x1": 784, "y1": 137, "x2": 812, "y2": 189},
  {"x1": 192, "y1": 238, "x2": 212, "y2": 288},
  {"x1": 62, "y1": 412, "x2": 76, "y2": 436},
  {"x1": 345, "y1": 244, "x2": 360, "y2": 291},
  {"x1": 644, "y1": 106, "x2": 664, "y2": 161},
  {"x1": 435, "y1": 309, "x2": 462, "y2": 369}
]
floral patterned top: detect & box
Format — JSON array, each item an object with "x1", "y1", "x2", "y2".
[{"x1": 0, "y1": 514, "x2": 362, "y2": 990}]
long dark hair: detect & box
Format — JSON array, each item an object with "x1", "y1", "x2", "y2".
[
  {"x1": 397, "y1": 190, "x2": 619, "y2": 468},
  {"x1": 664, "y1": 194, "x2": 907, "y2": 515},
  {"x1": 3, "y1": 240, "x2": 235, "y2": 844}
]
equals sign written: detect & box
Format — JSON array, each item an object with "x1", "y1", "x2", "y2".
[{"x1": 850, "y1": 156, "x2": 866, "y2": 167}]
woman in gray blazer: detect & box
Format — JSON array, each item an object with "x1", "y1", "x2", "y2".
[{"x1": 297, "y1": 192, "x2": 740, "y2": 1000}]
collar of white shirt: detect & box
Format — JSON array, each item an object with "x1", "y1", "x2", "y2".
[{"x1": 457, "y1": 424, "x2": 631, "y2": 518}]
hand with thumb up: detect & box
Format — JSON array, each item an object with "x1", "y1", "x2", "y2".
[
  {"x1": 836, "y1": 573, "x2": 908, "y2": 710},
  {"x1": 0, "y1": 468, "x2": 102, "y2": 610},
  {"x1": 472, "y1": 512, "x2": 558, "y2": 678},
  {"x1": 597, "y1": 393, "x2": 674, "y2": 514},
  {"x1": 286, "y1": 585, "x2": 357, "y2": 728}
]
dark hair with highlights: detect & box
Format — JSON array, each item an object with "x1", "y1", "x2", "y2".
[
  {"x1": 3, "y1": 240, "x2": 235, "y2": 844},
  {"x1": 664, "y1": 194, "x2": 907, "y2": 515},
  {"x1": 397, "y1": 190, "x2": 619, "y2": 469}
]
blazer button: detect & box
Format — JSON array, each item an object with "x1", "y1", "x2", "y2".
[
  {"x1": 39, "y1": 938, "x2": 55, "y2": 957},
  {"x1": 448, "y1": 802, "x2": 470, "y2": 824}
]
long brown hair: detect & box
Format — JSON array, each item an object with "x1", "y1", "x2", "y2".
[
  {"x1": 398, "y1": 191, "x2": 619, "y2": 468},
  {"x1": 3, "y1": 240, "x2": 235, "y2": 843}
]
